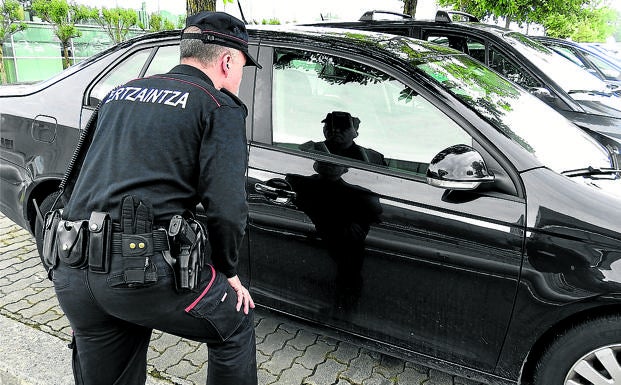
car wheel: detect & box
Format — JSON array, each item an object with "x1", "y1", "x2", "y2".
[
  {"x1": 33, "y1": 190, "x2": 63, "y2": 268},
  {"x1": 533, "y1": 315, "x2": 621, "y2": 385}
]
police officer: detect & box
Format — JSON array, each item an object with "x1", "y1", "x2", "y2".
[{"x1": 51, "y1": 11, "x2": 260, "y2": 385}]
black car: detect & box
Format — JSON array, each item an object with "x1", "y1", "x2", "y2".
[
  {"x1": 1, "y1": 26, "x2": 621, "y2": 385},
  {"x1": 530, "y1": 35, "x2": 621, "y2": 87},
  {"x1": 305, "y1": 10, "x2": 621, "y2": 167}
]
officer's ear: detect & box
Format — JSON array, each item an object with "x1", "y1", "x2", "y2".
[{"x1": 221, "y1": 51, "x2": 233, "y2": 74}]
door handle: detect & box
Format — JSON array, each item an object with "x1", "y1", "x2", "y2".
[{"x1": 254, "y1": 181, "x2": 296, "y2": 204}]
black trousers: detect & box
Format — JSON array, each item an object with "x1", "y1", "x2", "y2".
[{"x1": 52, "y1": 250, "x2": 257, "y2": 385}]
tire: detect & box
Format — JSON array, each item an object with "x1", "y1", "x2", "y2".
[
  {"x1": 533, "y1": 315, "x2": 621, "y2": 385},
  {"x1": 33, "y1": 190, "x2": 63, "y2": 269}
]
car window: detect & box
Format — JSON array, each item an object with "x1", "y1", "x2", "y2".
[
  {"x1": 583, "y1": 51, "x2": 621, "y2": 80},
  {"x1": 88, "y1": 48, "x2": 153, "y2": 106},
  {"x1": 371, "y1": 26, "x2": 410, "y2": 36},
  {"x1": 144, "y1": 45, "x2": 180, "y2": 77},
  {"x1": 271, "y1": 48, "x2": 472, "y2": 175},
  {"x1": 488, "y1": 45, "x2": 541, "y2": 89},
  {"x1": 547, "y1": 45, "x2": 586, "y2": 68}
]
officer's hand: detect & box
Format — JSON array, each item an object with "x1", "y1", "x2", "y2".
[{"x1": 227, "y1": 275, "x2": 255, "y2": 315}]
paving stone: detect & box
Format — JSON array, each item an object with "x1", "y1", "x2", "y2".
[
  {"x1": 288, "y1": 329, "x2": 318, "y2": 351},
  {"x1": 396, "y1": 364, "x2": 429, "y2": 385},
  {"x1": 304, "y1": 358, "x2": 347, "y2": 385},
  {"x1": 362, "y1": 372, "x2": 397, "y2": 385},
  {"x1": 330, "y1": 342, "x2": 361, "y2": 364},
  {"x1": 295, "y1": 339, "x2": 336, "y2": 370},
  {"x1": 257, "y1": 327, "x2": 295, "y2": 356},
  {"x1": 185, "y1": 365, "x2": 208, "y2": 385},
  {"x1": 166, "y1": 359, "x2": 200, "y2": 380},
  {"x1": 184, "y1": 343, "x2": 208, "y2": 366},
  {"x1": 151, "y1": 332, "x2": 184, "y2": 352},
  {"x1": 258, "y1": 367, "x2": 279, "y2": 385},
  {"x1": 342, "y1": 352, "x2": 376, "y2": 384},
  {"x1": 278, "y1": 362, "x2": 314, "y2": 385},
  {"x1": 255, "y1": 315, "x2": 282, "y2": 340},
  {"x1": 262, "y1": 344, "x2": 303, "y2": 375}
]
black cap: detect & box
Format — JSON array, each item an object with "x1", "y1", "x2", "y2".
[
  {"x1": 182, "y1": 11, "x2": 262, "y2": 69},
  {"x1": 322, "y1": 111, "x2": 360, "y2": 130}
]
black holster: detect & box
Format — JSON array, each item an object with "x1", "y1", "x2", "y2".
[
  {"x1": 164, "y1": 215, "x2": 208, "y2": 292},
  {"x1": 41, "y1": 209, "x2": 62, "y2": 270}
]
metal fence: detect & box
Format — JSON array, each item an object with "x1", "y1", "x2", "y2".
[{"x1": 2, "y1": 22, "x2": 143, "y2": 84}]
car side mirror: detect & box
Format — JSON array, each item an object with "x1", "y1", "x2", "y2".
[
  {"x1": 426, "y1": 144, "x2": 495, "y2": 190},
  {"x1": 529, "y1": 87, "x2": 556, "y2": 104}
]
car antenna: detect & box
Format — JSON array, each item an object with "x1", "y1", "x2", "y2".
[{"x1": 237, "y1": 0, "x2": 248, "y2": 24}]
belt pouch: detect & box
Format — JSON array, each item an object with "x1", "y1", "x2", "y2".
[
  {"x1": 42, "y1": 209, "x2": 62, "y2": 269},
  {"x1": 88, "y1": 212, "x2": 111, "y2": 273},
  {"x1": 121, "y1": 233, "x2": 156, "y2": 285},
  {"x1": 56, "y1": 220, "x2": 89, "y2": 268}
]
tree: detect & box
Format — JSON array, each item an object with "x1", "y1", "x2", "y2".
[
  {"x1": 402, "y1": 0, "x2": 418, "y2": 18},
  {"x1": 1, "y1": 0, "x2": 27, "y2": 83},
  {"x1": 138, "y1": 13, "x2": 176, "y2": 32},
  {"x1": 96, "y1": 7, "x2": 139, "y2": 43},
  {"x1": 438, "y1": 0, "x2": 587, "y2": 29},
  {"x1": 186, "y1": 0, "x2": 234, "y2": 15},
  {"x1": 31, "y1": 0, "x2": 96, "y2": 69}
]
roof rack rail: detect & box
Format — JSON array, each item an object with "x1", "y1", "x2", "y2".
[
  {"x1": 435, "y1": 10, "x2": 479, "y2": 23},
  {"x1": 359, "y1": 10, "x2": 413, "y2": 22}
]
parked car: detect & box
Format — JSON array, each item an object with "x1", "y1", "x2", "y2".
[
  {"x1": 530, "y1": 36, "x2": 621, "y2": 87},
  {"x1": 1, "y1": 26, "x2": 620, "y2": 385},
  {"x1": 304, "y1": 10, "x2": 621, "y2": 167}
]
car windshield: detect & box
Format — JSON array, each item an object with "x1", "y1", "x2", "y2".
[
  {"x1": 413, "y1": 53, "x2": 612, "y2": 172},
  {"x1": 504, "y1": 33, "x2": 615, "y2": 98}
]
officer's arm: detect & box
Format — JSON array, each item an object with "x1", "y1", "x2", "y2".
[{"x1": 197, "y1": 105, "x2": 249, "y2": 278}]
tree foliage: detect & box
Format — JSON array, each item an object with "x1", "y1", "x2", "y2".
[
  {"x1": 439, "y1": 0, "x2": 587, "y2": 28},
  {"x1": 1, "y1": 0, "x2": 28, "y2": 83},
  {"x1": 544, "y1": 5, "x2": 618, "y2": 42},
  {"x1": 31, "y1": 0, "x2": 96, "y2": 69},
  {"x1": 138, "y1": 13, "x2": 176, "y2": 32},
  {"x1": 1, "y1": 0, "x2": 27, "y2": 41},
  {"x1": 97, "y1": 7, "x2": 139, "y2": 43},
  {"x1": 437, "y1": 0, "x2": 617, "y2": 41}
]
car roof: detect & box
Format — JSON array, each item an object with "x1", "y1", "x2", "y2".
[
  {"x1": 301, "y1": 10, "x2": 514, "y2": 38},
  {"x1": 86, "y1": 24, "x2": 466, "y2": 68}
]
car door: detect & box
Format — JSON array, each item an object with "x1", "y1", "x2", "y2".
[{"x1": 247, "y1": 44, "x2": 526, "y2": 371}]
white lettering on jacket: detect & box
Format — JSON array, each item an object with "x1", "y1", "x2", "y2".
[{"x1": 105, "y1": 86, "x2": 189, "y2": 109}]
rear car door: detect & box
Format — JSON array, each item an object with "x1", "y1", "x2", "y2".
[{"x1": 247, "y1": 43, "x2": 526, "y2": 371}]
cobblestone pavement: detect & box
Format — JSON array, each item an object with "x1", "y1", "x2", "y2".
[{"x1": 0, "y1": 214, "x2": 485, "y2": 385}]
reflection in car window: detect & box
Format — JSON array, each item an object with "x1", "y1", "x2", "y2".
[
  {"x1": 271, "y1": 48, "x2": 472, "y2": 175},
  {"x1": 505, "y1": 32, "x2": 609, "y2": 95},
  {"x1": 88, "y1": 49, "x2": 152, "y2": 106},
  {"x1": 548, "y1": 45, "x2": 586, "y2": 68},
  {"x1": 583, "y1": 51, "x2": 621, "y2": 80},
  {"x1": 144, "y1": 45, "x2": 180, "y2": 77},
  {"x1": 416, "y1": 54, "x2": 611, "y2": 172}
]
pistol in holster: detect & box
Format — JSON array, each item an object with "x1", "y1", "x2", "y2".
[{"x1": 166, "y1": 215, "x2": 206, "y2": 291}]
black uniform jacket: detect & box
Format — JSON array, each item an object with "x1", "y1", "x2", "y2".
[{"x1": 63, "y1": 64, "x2": 249, "y2": 278}]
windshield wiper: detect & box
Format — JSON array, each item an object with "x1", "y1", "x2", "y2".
[{"x1": 562, "y1": 166, "x2": 621, "y2": 177}]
